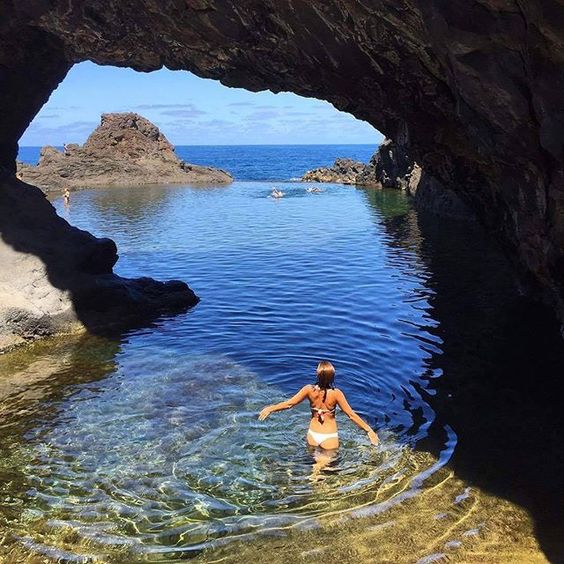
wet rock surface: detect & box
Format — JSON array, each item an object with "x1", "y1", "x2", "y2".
[
  {"x1": 1, "y1": 1, "x2": 564, "y2": 320},
  {"x1": 0, "y1": 174, "x2": 198, "y2": 351},
  {"x1": 17, "y1": 113, "x2": 232, "y2": 192}
]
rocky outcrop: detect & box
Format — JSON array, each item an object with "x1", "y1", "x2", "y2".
[
  {"x1": 366, "y1": 141, "x2": 476, "y2": 220},
  {"x1": 1, "y1": 1, "x2": 564, "y2": 321},
  {"x1": 301, "y1": 139, "x2": 419, "y2": 189},
  {"x1": 302, "y1": 139, "x2": 474, "y2": 219},
  {"x1": 17, "y1": 113, "x2": 232, "y2": 192},
  {"x1": 357, "y1": 139, "x2": 418, "y2": 190},
  {"x1": 0, "y1": 174, "x2": 198, "y2": 350},
  {"x1": 302, "y1": 158, "x2": 368, "y2": 184}
]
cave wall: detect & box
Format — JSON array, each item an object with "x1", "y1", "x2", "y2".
[{"x1": 1, "y1": 0, "x2": 564, "y2": 320}]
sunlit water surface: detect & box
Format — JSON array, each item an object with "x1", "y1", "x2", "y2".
[{"x1": 0, "y1": 181, "x2": 556, "y2": 563}]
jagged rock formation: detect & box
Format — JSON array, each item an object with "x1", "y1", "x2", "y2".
[
  {"x1": 1, "y1": 1, "x2": 564, "y2": 323},
  {"x1": 0, "y1": 175, "x2": 198, "y2": 351},
  {"x1": 301, "y1": 140, "x2": 418, "y2": 189},
  {"x1": 302, "y1": 158, "x2": 368, "y2": 184},
  {"x1": 302, "y1": 140, "x2": 474, "y2": 219},
  {"x1": 17, "y1": 113, "x2": 232, "y2": 192},
  {"x1": 357, "y1": 139, "x2": 419, "y2": 190}
]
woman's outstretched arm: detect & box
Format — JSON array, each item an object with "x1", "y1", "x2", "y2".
[
  {"x1": 335, "y1": 389, "x2": 379, "y2": 445},
  {"x1": 258, "y1": 385, "x2": 310, "y2": 420}
]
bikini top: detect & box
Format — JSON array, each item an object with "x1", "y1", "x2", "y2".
[
  {"x1": 310, "y1": 385, "x2": 336, "y2": 423},
  {"x1": 311, "y1": 406, "x2": 336, "y2": 423}
]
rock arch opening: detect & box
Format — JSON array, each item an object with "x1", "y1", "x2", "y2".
[
  {"x1": 2, "y1": 1, "x2": 563, "y2": 327},
  {"x1": 1, "y1": 2, "x2": 564, "y2": 560}
]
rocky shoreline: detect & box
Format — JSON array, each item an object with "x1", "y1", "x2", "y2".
[
  {"x1": 301, "y1": 139, "x2": 424, "y2": 191},
  {"x1": 301, "y1": 158, "x2": 369, "y2": 185},
  {"x1": 0, "y1": 173, "x2": 199, "y2": 352},
  {"x1": 3, "y1": 114, "x2": 228, "y2": 351},
  {"x1": 302, "y1": 140, "x2": 474, "y2": 221},
  {"x1": 17, "y1": 113, "x2": 232, "y2": 193}
]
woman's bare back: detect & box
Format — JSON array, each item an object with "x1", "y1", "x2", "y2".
[{"x1": 308, "y1": 385, "x2": 338, "y2": 413}]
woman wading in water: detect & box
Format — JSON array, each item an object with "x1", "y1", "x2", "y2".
[{"x1": 259, "y1": 360, "x2": 378, "y2": 471}]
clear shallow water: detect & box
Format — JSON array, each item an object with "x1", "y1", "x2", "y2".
[
  {"x1": 17, "y1": 144, "x2": 378, "y2": 182},
  {"x1": 0, "y1": 176, "x2": 562, "y2": 562}
]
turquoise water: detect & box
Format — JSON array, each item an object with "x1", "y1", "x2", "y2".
[{"x1": 1, "y1": 171, "x2": 563, "y2": 561}]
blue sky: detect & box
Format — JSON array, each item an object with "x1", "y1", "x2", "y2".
[{"x1": 21, "y1": 62, "x2": 382, "y2": 146}]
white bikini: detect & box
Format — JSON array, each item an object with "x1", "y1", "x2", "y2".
[
  {"x1": 308, "y1": 428, "x2": 339, "y2": 446},
  {"x1": 308, "y1": 397, "x2": 338, "y2": 447}
]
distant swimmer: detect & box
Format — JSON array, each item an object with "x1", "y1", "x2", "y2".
[
  {"x1": 306, "y1": 186, "x2": 324, "y2": 193},
  {"x1": 271, "y1": 188, "x2": 285, "y2": 199},
  {"x1": 63, "y1": 187, "x2": 71, "y2": 207}
]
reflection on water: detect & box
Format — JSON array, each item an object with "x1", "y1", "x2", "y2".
[{"x1": 0, "y1": 182, "x2": 561, "y2": 562}]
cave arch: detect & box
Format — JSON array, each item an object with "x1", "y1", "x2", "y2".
[
  {"x1": 1, "y1": 2, "x2": 564, "y2": 560},
  {"x1": 2, "y1": 1, "x2": 563, "y2": 325}
]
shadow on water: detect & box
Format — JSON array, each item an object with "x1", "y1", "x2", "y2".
[{"x1": 361, "y1": 187, "x2": 564, "y2": 562}]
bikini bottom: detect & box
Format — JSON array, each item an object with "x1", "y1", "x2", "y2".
[{"x1": 307, "y1": 428, "x2": 339, "y2": 447}]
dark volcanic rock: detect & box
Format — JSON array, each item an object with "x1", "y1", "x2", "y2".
[
  {"x1": 301, "y1": 139, "x2": 421, "y2": 189},
  {"x1": 1, "y1": 1, "x2": 564, "y2": 321},
  {"x1": 357, "y1": 139, "x2": 418, "y2": 189},
  {"x1": 411, "y1": 170, "x2": 476, "y2": 221},
  {"x1": 365, "y1": 141, "x2": 475, "y2": 219},
  {"x1": 302, "y1": 139, "x2": 474, "y2": 220},
  {"x1": 302, "y1": 158, "x2": 368, "y2": 184},
  {"x1": 0, "y1": 174, "x2": 198, "y2": 351},
  {"x1": 17, "y1": 113, "x2": 232, "y2": 192}
]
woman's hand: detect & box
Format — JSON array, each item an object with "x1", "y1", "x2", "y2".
[
  {"x1": 367, "y1": 430, "x2": 379, "y2": 446},
  {"x1": 258, "y1": 406, "x2": 273, "y2": 421}
]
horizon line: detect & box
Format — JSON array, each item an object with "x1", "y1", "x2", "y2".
[{"x1": 19, "y1": 142, "x2": 381, "y2": 148}]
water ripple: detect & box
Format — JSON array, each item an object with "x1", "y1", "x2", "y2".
[{"x1": 1, "y1": 183, "x2": 461, "y2": 561}]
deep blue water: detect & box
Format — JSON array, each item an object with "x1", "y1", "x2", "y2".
[
  {"x1": 3, "y1": 145, "x2": 562, "y2": 562},
  {"x1": 1, "y1": 179, "x2": 457, "y2": 560},
  {"x1": 18, "y1": 144, "x2": 377, "y2": 181}
]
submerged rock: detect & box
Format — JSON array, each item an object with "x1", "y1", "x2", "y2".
[{"x1": 17, "y1": 113, "x2": 232, "y2": 192}]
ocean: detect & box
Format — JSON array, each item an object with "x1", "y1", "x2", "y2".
[{"x1": 17, "y1": 144, "x2": 378, "y2": 182}]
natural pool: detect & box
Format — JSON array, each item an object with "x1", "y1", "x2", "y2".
[{"x1": 1, "y1": 181, "x2": 562, "y2": 562}]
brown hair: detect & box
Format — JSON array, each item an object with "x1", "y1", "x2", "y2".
[{"x1": 316, "y1": 360, "x2": 336, "y2": 401}]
